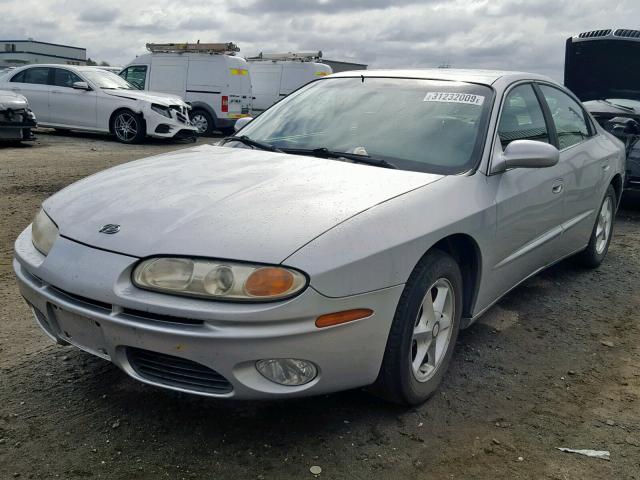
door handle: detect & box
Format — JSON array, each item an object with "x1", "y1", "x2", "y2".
[{"x1": 552, "y1": 179, "x2": 564, "y2": 194}]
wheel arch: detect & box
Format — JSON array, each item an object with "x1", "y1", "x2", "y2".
[
  {"x1": 610, "y1": 173, "x2": 623, "y2": 209},
  {"x1": 189, "y1": 102, "x2": 218, "y2": 124},
  {"x1": 426, "y1": 233, "x2": 482, "y2": 322}
]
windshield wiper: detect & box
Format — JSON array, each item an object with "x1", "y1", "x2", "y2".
[
  {"x1": 222, "y1": 135, "x2": 283, "y2": 153},
  {"x1": 599, "y1": 99, "x2": 635, "y2": 112},
  {"x1": 281, "y1": 147, "x2": 398, "y2": 169}
]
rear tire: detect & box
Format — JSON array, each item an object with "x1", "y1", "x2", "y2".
[
  {"x1": 575, "y1": 185, "x2": 616, "y2": 268},
  {"x1": 189, "y1": 109, "x2": 214, "y2": 136},
  {"x1": 111, "y1": 110, "x2": 145, "y2": 144},
  {"x1": 372, "y1": 250, "x2": 463, "y2": 405}
]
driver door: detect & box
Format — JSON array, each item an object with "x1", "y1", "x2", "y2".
[
  {"x1": 485, "y1": 83, "x2": 569, "y2": 302},
  {"x1": 48, "y1": 68, "x2": 97, "y2": 128}
]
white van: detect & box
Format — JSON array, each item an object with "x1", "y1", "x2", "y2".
[
  {"x1": 247, "y1": 52, "x2": 332, "y2": 114},
  {"x1": 120, "y1": 43, "x2": 252, "y2": 135}
]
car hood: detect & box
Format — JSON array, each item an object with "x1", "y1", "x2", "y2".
[
  {"x1": 565, "y1": 38, "x2": 640, "y2": 102},
  {"x1": 0, "y1": 90, "x2": 28, "y2": 110},
  {"x1": 43, "y1": 145, "x2": 442, "y2": 263},
  {"x1": 103, "y1": 88, "x2": 186, "y2": 107},
  {"x1": 583, "y1": 100, "x2": 640, "y2": 120}
]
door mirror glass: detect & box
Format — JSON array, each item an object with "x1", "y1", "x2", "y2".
[
  {"x1": 72, "y1": 81, "x2": 90, "y2": 90},
  {"x1": 234, "y1": 116, "x2": 253, "y2": 132},
  {"x1": 492, "y1": 139, "x2": 559, "y2": 173}
]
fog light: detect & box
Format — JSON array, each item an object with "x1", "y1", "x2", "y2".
[{"x1": 256, "y1": 358, "x2": 317, "y2": 386}]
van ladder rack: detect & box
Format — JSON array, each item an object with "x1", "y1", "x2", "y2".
[
  {"x1": 248, "y1": 51, "x2": 323, "y2": 62},
  {"x1": 146, "y1": 42, "x2": 240, "y2": 54}
]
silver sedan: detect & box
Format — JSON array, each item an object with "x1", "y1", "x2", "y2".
[{"x1": 14, "y1": 69, "x2": 625, "y2": 404}]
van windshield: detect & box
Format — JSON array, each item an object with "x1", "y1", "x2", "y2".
[
  {"x1": 234, "y1": 77, "x2": 494, "y2": 174},
  {"x1": 82, "y1": 70, "x2": 136, "y2": 90}
]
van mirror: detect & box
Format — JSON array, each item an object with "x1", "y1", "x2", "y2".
[
  {"x1": 492, "y1": 139, "x2": 559, "y2": 173},
  {"x1": 234, "y1": 116, "x2": 253, "y2": 132},
  {"x1": 72, "y1": 81, "x2": 90, "y2": 91}
]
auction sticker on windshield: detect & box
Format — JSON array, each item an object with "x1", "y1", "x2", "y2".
[{"x1": 423, "y1": 92, "x2": 485, "y2": 105}]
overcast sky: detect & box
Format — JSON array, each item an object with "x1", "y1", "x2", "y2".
[{"x1": 2, "y1": 0, "x2": 637, "y2": 80}]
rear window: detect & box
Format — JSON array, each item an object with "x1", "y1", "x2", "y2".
[{"x1": 12, "y1": 67, "x2": 49, "y2": 85}]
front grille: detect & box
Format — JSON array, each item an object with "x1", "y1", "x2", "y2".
[
  {"x1": 127, "y1": 347, "x2": 233, "y2": 394},
  {"x1": 578, "y1": 29, "x2": 612, "y2": 38},
  {"x1": 614, "y1": 29, "x2": 640, "y2": 38}
]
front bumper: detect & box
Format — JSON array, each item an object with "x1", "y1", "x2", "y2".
[
  {"x1": 14, "y1": 228, "x2": 402, "y2": 399},
  {"x1": 0, "y1": 110, "x2": 37, "y2": 141},
  {"x1": 144, "y1": 106, "x2": 198, "y2": 140}
]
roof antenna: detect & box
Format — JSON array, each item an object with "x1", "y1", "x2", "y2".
[{"x1": 361, "y1": 74, "x2": 364, "y2": 83}]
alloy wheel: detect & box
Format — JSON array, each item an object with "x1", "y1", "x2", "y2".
[
  {"x1": 595, "y1": 196, "x2": 613, "y2": 255},
  {"x1": 114, "y1": 113, "x2": 138, "y2": 142},
  {"x1": 411, "y1": 278, "x2": 455, "y2": 382}
]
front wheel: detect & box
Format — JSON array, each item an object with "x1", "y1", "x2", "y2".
[
  {"x1": 372, "y1": 250, "x2": 463, "y2": 405},
  {"x1": 189, "y1": 109, "x2": 214, "y2": 136},
  {"x1": 575, "y1": 185, "x2": 616, "y2": 268},
  {"x1": 111, "y1": 110, "x2": 145, "y2": 144}
]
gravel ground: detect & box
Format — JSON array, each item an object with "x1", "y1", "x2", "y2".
[{"x1": 1, "y1": 130, "x2": 639, "y2": 480}]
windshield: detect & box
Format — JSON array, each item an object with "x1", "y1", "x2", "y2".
[
  {"x1": 81, "y1": 70, "x2": 135, "y2": 90},
  {"x1": 235, "y1": 77, "x2": 493, "y2": 174}
]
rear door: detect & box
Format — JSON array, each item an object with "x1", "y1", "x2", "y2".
[
  {"x1": 486, "y1": 82, "x2": 569, "y2": 302},
  {"x1": 536, "y1": 84, "x2": 608, "y2": 255},
  {"x1": 8, "y1": 67, "x2": 51, "y2": 122},
  {"x1": 49, "y1": 68, "x2": 97, "y2": 128},
  {"x1": 226, "y1": 58, "x2": 251, "y2": 118}
]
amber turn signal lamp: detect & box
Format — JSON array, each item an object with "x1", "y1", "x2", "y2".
[
  {"x1": 315, "y1": 309, "x2": 374, "y2": 328},
  {"x1": 245, "y1": 267, "x2": 295, "y2": 297}
]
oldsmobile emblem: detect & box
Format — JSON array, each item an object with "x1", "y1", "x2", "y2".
[{"x1": 99, "y1": 224, "x2": 121, "y2": 234}]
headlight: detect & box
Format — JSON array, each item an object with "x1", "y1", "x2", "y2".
[
  {"x1": 31, "y1": 208, "x2": 58, "y2": 255},
  {"x1": 132, "y1": 258, "x2": 307, "y2": 301},
  {"x1": 151, "y1": 104, "x2": 171, "y2": 118}
]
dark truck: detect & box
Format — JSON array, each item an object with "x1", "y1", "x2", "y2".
[
  {"x1": 565, "y1": 29, "x2": 640, "y2": 193},
  {"x1": 0, "y1": 89, "x2": 37, "y2": 144}
]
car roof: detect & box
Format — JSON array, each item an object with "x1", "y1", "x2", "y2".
[
  {"x1": 9, "y1": 64, "x2": 111, "y2": 72},
  {"x1": 329, "y1": 68, "x2": 554, "y2": 86}
]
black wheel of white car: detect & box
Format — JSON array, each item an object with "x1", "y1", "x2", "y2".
[
  {"x1": 111, "y1": 110, "x2": 145, "y2": 144},
  {"x1": 190, "y1": 109, "x2": 214, "y2": 136},
  {"x1": 576, "y1": 185, "x2": 616, "y2": 268},
  {"x1": 373, "y1": 249, "x2": 463, "y2": 405}
]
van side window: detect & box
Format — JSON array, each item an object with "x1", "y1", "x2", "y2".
[
  {"x1": 120, "y1": 66, "x2": 147, "y2": 90},
  {"x1": 538, "y1": 85, "x2": 591, "y2": 150},
  {"x1": 498, "y1": 84, "x2": 550, "y2": 148}
]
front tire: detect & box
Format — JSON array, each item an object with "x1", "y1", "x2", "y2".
[
  {"x1": 111, "y1": 110, "x2": 145, "y2": 144},
  {"x1": 575, "y1": 185, "x2": 616, "y2": 268},
  {"x1": 189, "y1": 109, "x2": 214, "y2": 136},
  {"x1": 372, "y1": 250, "x2": 463, "y2": 405}
]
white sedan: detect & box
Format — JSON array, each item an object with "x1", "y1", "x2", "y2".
[{"x1": 0, "y1": 65, "x2": 197, "y2": 143}]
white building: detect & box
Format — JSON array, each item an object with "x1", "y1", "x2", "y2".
[{"x1": 0, "y1": 39, "x2": 86, "y2": 68}]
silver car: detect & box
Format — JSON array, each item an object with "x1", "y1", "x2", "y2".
[{"x1": 14, "y1": 69, "x2": 625, "y2": 404}]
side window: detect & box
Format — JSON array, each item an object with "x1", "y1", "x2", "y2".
[
  {"x1": 52, "y1": 68, "x2": 83, "y2": 88},
  {"x1": 538, "y1": 85, "x2": 590, "y2": 150},
  {"x1": 120, "y1": 66, "x2": 147, "y2": 89},
  {"x1": 498, "y1": 84, "x2": 550, "y2": 148},
  {"x1": 10, "y1": 70, "x2": 26, "y2": 83},
  {"x1": 12, "y1": 67, "x2": 50, "y2": 85}
]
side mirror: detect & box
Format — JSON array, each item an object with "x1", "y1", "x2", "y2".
[
  {"x1": 234, "y1": 116, "x2": 253, "y2": 132},
  {"x1": 491, "y1": 139, "x2": 559, "y2": 173},
  {"x1": 72, "y1": 81, "x2": 90, "y2": 91}
]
